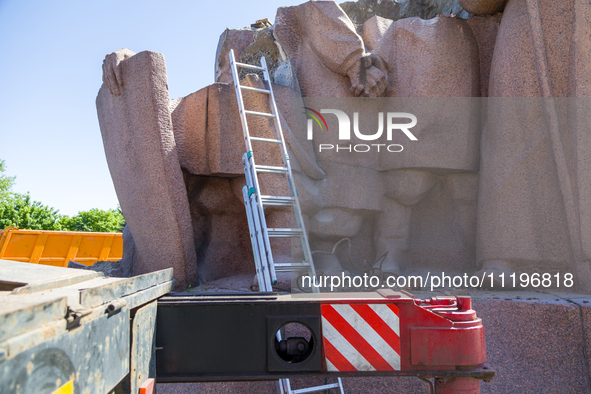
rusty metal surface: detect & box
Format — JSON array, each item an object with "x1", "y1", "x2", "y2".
[
  {"x1": 124, "y1": 280, "x2": 174, "y2": 311},
  {"x1": 0, "y1": 262, "x2": 172, "y2": 356},
  {"x1": 0, "y1": 306, "x2": 130, "y2": 394},
  {"x1": 0, "y1": 261, "x2": 174, "y2": 393},
  {"x1": 130, "y1": 301, "x2": 158, "y2": 394},
  {"x1": 0, "y1": 296, "x2": 67, "y2": 344},
  {"x1": 79, "y1": 269, "x2": 173, "y2": 309},
  {"x1": 0, "y1": 259, "x2": 100, "y2": 294}
]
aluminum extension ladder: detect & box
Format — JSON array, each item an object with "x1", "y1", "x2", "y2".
[{"x1": 229, "y1": 49, "x2": 344, "y2": 394}]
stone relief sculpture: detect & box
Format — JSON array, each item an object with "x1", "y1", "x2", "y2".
[
  {"x1": 266, "y1": 1, "x2": 481, "y2": 277},
  {"x1": 460, "y1": 0, "x2": 591, "y2": 290},
  {"x1": 97, "y1": 0, "x2": 591, "y2": 292},
  {"x1": 98, "y1": 49, "x2": 198, "y2": 290}
]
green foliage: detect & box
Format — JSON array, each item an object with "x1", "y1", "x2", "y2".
[
  {"x1": 0, "y1": 159, "x2": 125, "y2": 232},
  {"x1": 0, "y1": 193, "x2": 66, "y2": 231},
  {"x1": 0, "y1": 159, "x2": 15, "y2": 198},
  {"x1": 64, "y1": 208, "x2": 126, "y2": 233}
]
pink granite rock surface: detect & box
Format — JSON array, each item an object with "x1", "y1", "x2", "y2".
[
  {"x1": 274, "y1": 2, "x2": 361, "y2": 98},
  {"x1": 460, "y1": 0, "x2": 508, "y2": 15},
  {"x1": 215, "y1": 28, "x2": 255, "y2": 84},
  {"x1": 96, "y1": 50, "x2": 197, "y2": 290},
  {"x1": 183, "y1": 175, "x2": 253, "y2": 282},
  {"x1": 466, "y1": 13, "x2": 502, "y2": 97},
  {"x1": 476, "y1": 0, "x2": 591, "y2": 289},
  {"x1": 572, "y1": 299, "x2": 591, "y2": 382},
  {"x1": 157, "y1": 376, "x2": 431, "y2": 394},
  {"x1": 170, "y1": 86, "x2": 208, "y2": 175},
  {"x1": 385, "y1": 16, "x2": 480, "y2": 97},
  {"x1": 474, "y1": 298, "x2": 590, "y2": 393}
]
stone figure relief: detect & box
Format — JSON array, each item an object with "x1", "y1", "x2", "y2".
[
  {"x1": 461, "y1": 0, "x2": 591, "y2": 291},
  {"x1": 97, "y1": 50, "x2": 198, "y2": 290},
  {"x1": 97, "y1": 0, "x2": 591, "y2": 292},
  {"x1": 270, "y1": 1, "x2": 480, "y2": 278}
]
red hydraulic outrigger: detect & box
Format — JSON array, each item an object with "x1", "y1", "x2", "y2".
[{"x1": 156, "y1": 289, "x2": 495, "y2": 393}]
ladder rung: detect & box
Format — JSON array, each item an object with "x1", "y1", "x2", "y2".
[
  {"x1": 235, "y1": 61, "x2": 265, "y2": 71},
  {"x1": 240, "y1": 85, "x2": 271, "y2": 94},
  {"x1": 275, "y1": 266, "x2": 308, "y2": 272},
  {"x1": 250, "y1": 137, "x2": 282, "y2": 144},
  {"x1": 268, "y1": 228, "x2": 303, "y2": 238},
  {"x1": 260, "y1": 195, "x2": 295, "y2": 206},
  {"x1": 255, "y1": 165, "x2": 288, "y2": 174},
  {"x1": 244, "y1": 110, "x2": 276, "y2": 118},
  {"x1": 275, "y1": 261, "x2": 312, "y2": 271},
  {"x1": 291, "y1": 383, "x2": 340, "y2": 394}
]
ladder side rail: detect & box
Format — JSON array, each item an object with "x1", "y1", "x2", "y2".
[
  {"x1": 243, "y1": 153, "x2": 277, "y2": 286},
  {"x1": 260, "y1": 57, "x2": 318, "y2": 284},
  {"x1": 243, "y1": 155, "x2": 273, "y2": 290},
  {"x1": 230, "y1": 50, "x2": 255, "y2": 155},
  {"x1": 246, "y1": 153, "x2": 278, "y2": 285},
  {"x1": 248, "y1": 190, "x2": 273, "y2": 291},
  {"x1": 282, "y1": 378, "x2": 293, "y2": 394},
  {"x1": 231, "y1": 50, "x2": 277, "y2": 285},
  {"x1": 242, "y1": 186, "x2": 268, "y2": 291}
]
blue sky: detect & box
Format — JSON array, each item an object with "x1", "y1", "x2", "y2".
[{"x1": 0, "y1": 0, "x2": 305, "y2": 216}]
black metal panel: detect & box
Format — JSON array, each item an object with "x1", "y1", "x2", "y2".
[{"x1": 156, "y1": 293, "x2": 322, "y2": 381}]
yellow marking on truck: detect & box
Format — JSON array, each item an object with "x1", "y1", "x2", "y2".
[{"x1": 52, "y1": 379, "x2": 74, "y2": 394}]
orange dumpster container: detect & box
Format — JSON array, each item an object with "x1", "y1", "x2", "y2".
[{"x1": 0, "y1": 226, "x2": 123, "y2": 267}]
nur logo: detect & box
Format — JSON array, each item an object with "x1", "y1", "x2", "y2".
[{"x1": 303, "y1": 108, "x2": 418, "y2": 153}]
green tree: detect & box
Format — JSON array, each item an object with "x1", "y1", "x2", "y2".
[
  {"x1": 0, "y1": 160, "x2": 67, "y2": 230},
  {"x1": 0, "y1": 193, "x2": 66, "y2": 230},
  {"x1": 65, "y1": 207, "x2": 125, "y2": 233},
  {"x1": 0, "y1": 159, "x2": 15, "y2": 199},
  {"x1": 0, "y1": 159, "x2": 125, "y2": 233}
]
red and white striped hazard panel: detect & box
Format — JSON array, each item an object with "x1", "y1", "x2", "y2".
[{"x1": 321, "y1": 303, "x2": 400, "y2": 372}]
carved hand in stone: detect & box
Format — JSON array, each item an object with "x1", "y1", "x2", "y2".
[
  {"x1": 347, "y1": 53, "x2": 388, "y2": 98},
  {"x1": 367, "y1": 53, "x2": 388, "y2": 96},
  {"x1": 102, "y1": 48, "x2": 136, "y2": 96}
]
